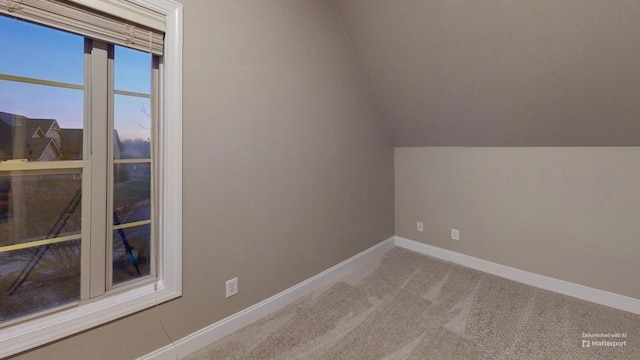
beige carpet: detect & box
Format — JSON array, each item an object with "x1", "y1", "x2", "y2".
[{"x1": 186, "y1": 247, "x2": 640, "y2": 359}]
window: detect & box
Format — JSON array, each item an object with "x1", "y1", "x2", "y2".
[{"x1": 0, "y1": 1, "x2": 182, "y2": 357}]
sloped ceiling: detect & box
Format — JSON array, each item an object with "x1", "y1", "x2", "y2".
[{"x1": 333, "y1": 0, "x2": 640, "y2": 146}]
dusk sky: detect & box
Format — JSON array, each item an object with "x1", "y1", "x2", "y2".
[{"x1": 0, "y1": 15, "x2": 152, "y2": 140}]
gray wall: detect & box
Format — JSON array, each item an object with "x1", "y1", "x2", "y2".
[
  {"x1": 396, "y1": 147, "x2": 640, "y2": 299},
  {"x1": 10, "y1": 1, "x2": 394, "y2": 359},
  {"x1": 334, "y1": 0, "x2": 640, "y2": 146},
  {"x1": 334, "y1": 0, "x2": 640, "y2": 300}
]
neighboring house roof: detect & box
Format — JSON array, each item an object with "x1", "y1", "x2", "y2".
[
  {"x1": 0, "y1": 112, "x2": 55, "y2": 130},
  {"x1": 60, "y1": 129, "x2": 83, "y2": 160},
  {"x1": 0, "y1": 136, "x2": 62, "y2": 161},
  {"x1": 0, "y1": 112, "x2": 79, "y2": 161},
  {"x1": 26, "y1": 138, "x2": 63, "y2": 160},
  {"x1": 0, "y1": 113, "x2": 21, "y2": 159},
  {"x1": 0, "y1": 111, "x2": 29, "y2": 126},
  {"x1": 27, "y1": 119, "x2": 58, "y2": 135},
  {"x1": 31, "y1": 127, "x2": 47, "y2": 138}
]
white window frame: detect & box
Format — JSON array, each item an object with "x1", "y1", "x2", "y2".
[{"x1": 0, "y1": 1, "x2": 183, "y2": 357}]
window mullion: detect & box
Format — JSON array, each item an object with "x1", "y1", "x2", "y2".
[
  {"x1": 88, "y1": 40, "x2": 110, "y2": 298},
  {"x1": 80, "y1": 39, "x2": 92, "y2": 301},
  {"x1": 106, "y1": 43, "x2": 116, "y2": 290},
  {"x1": 150, "y1": 55, "x2": 160, "y2": 280}
]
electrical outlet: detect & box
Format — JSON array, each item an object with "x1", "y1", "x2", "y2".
[
  {"x1": 417, "y1": 221, "x2": 424, "y2": 232},
  {"x1": 451, "y1": 229, "x2": 460, "y2": 241},
  {"x1": 226, "y1": 277, "x2": 238, "y2": 298}
]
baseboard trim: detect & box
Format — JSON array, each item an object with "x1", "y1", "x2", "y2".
[
  {"x1": 137, "y1": 236, "x2": 396, "y2": 360},
  {"x1": 136, "y1": 345, "x2": 177, "y2": 360},
  {"x1": 395, "y1": 236, "x2": 640, "y2": 315},
  {"x1": 139, "y1": 235, "x2": 638, "y2": 360}
]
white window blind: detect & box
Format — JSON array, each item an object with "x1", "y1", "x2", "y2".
[{"x1": 0, "y1": 0, "x2": 164, "y2": 54}]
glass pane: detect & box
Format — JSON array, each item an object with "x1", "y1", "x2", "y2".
[
  {"x1": 0, "y1": 239, "x2": 81, "y2": 323},
  {"x1": 113, "y1": 225, "x2": 150, "y2": 285},
  {"x1": 0, "y1": 15, "x2": 84, "y2": 163},
  {"x1": 113, "y1": 163, "x2": 150, "y2": 224},
  {"x1": 0, "y1": 82, "x2": 84, "y2": 163},
  {"x1": 114, "y1": 95, "x2": 151, "y2": 159},
  {"x1": 0, "y1": 80, "x2": 84, "y2": 130},
  {"x1": 0, "y1": 171, "x2": 82, "y2": 247},
  {"x1": 114, "y1": 45, "x2": 151, "y2": 94},
  {"x1": 0, "y1": 15, "x2": 84, "y2": 85}
]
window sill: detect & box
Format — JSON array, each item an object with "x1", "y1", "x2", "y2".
[{"x1": 0, "y1": 280, "x2": 180, "y2": 358}]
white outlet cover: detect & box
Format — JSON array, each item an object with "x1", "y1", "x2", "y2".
[
  {"x1": 417, "y1": 222, "x2": 424, "y2": 232},
  {"x1": 451, "y1": 229, "x2": 460, "y2": 240},
  {"x1": 226, "y1": 277, "x2": 238, "y2": 298}
]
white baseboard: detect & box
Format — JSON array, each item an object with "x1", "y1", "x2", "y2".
[
  {"x1": 139, "y1": 235, "x2": 639, "y2": 359},
  {"x1": 137, "y1": 345, "x2": 178, "y2": 360},
  {"x1": 137, "y1": 236, "x2": 396, "y2": 360},
  {"x1": 395, "y1": 236, "x2": 640, "y2": 315}
]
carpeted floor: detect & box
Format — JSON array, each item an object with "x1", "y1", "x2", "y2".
[{"x1": 186, "y1": 247, "x2": 640, "y2": 359}]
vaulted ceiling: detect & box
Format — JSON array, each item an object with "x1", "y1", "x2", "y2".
[{"x1": 333, "y1": 0, "x2": 640, "y2": 146}]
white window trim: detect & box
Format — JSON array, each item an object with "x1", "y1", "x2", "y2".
[{"x1": 0, "y1": 1, "x2": 183, "y2": 358}]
